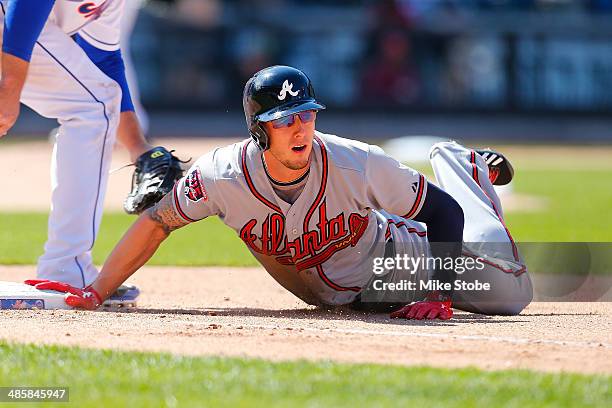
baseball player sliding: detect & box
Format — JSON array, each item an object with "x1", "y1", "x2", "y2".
[
  {"x1": 0, "y1": 0, "x2": 183, "y2": 306},
  {"x1": 27, "y1": 66, "x2": 533, "y2": 320}
]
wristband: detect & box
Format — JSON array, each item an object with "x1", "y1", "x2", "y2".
[{"x1": 84, "y1": 286, "x2": 103, "y2": 305}]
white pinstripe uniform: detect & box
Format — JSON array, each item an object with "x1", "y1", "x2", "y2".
[{"x1": 1, "y1": 0, "x2": 125, "y2": 287}]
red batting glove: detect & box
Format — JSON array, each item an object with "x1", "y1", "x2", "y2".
[
  {"x1": 24, "y1": 280, "x2": 102, "y2": 310},
  {"x1": 23, "y1": 279, "x2": 51, "y2": 286},
  {"x1": 390, "y1": 291, "x2": 453, "y2": 320}
]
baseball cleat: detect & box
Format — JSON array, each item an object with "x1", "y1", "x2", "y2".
[
  {"x1": 476, "y1": 149, "x2": 514, "y2": 185},
  {"x1": 102, "y1": 284, "x2": 140, "y2": 309}
]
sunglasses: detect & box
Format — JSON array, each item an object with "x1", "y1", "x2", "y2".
[{"x1": 270, "y1": 111, "x2": 316, "y2": 129}]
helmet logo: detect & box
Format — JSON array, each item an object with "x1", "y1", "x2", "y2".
[{"x1": 277, "y1": 80, "x2": 300, "y2": 100}]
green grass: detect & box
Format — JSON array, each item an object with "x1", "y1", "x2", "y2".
[
  {"x1": 1, "y1": 151, "x2": 610, "y2": 406},
  {"x1": 0, "y1": 342, "x2": 609, "y2": 407},
  {"x1": 0, "y1": 168, "x2": 611, "y2": 265},
  {"x1": 0, "y1": 214, "x2": 257, "y2": 266},
  {"x1": 507, "y1": 169, "x2": 612, "y2": 241}
]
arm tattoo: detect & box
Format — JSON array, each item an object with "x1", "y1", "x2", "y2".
[{"x1": 147, "y1": 192, "x2": 190, "y2": 234}]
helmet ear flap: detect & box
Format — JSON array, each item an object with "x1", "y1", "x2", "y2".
[{"x1": 250, "y1": 120, "x2": 270, "y2": 150}]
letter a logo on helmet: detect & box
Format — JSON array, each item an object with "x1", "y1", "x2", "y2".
[
  {"x1": 243, "y1": 66, "x2": 326, "y2": 150},
  {"x1": 277, "y1": 80, "x2": 299, "y2": 100}
]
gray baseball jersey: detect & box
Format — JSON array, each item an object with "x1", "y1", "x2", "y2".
[{"x1": 172, "y1": 131, "x2": 428, "y2": 305}]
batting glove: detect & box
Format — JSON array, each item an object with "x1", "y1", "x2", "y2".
[
  {"x1": 390, "y1": 291, "x2": 453, "y2": 320},
  {"x1": 24, "y1": 279, "x2": 102, "y2": 310}
]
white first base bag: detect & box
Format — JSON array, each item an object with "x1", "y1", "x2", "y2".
[{"x1": 0, "y1": 281, "x2": 73, "y2": 310}]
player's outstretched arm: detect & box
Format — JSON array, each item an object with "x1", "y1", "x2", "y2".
[
  {"x1": 26, "y1": 191, "x2": 191, "y2": 309},
  {"x1": 91, "y1": 191, "x2": 191, "y2": 302}
]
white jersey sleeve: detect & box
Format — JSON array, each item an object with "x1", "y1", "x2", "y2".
[
  {"x1": 77, "y1": 0, "x2": 124, "y2": 51},
  {"x1": 172, "y1": 151, "x2": 223, "y2": 222},
  {"x1": 364, "y1": 145, "x2": 428, "y2": 219}
]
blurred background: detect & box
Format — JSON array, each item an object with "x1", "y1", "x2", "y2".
[
  {"x1": 2, "y1": 0, "x2": 611, "y2": 284},
  {"x1": 12, "y1": 0, "x2": 612, "y2": 141}
]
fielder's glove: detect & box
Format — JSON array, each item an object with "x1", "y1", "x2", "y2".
[
  {"x1": 24, "y1": 279, "x2": 102, "y2": 310},
  {"x1": 390, "y1": 291, "x2": 453, "y2": 320},
  {"x1": 124, "y1": 146, "x2": 187, "y2": 214}
]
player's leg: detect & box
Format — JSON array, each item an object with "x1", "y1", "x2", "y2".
[
  {"x1": 352, "y1": 210, "x2": 431, "y2": 311},
  {"x1": 0, "y1": 17, "x2": 121, "y2": 287},
  {"x1": 429, "y1": 141, "x2": 533, "y2": 315}
]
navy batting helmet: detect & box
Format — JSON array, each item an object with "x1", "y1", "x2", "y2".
[{"x1": 243, "y1": 65, "x2": 326, "y2": 150}]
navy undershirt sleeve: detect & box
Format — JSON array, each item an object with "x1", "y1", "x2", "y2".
[
  {"x1": 413, "y1": 182, "x2": 464, "y2": 297},
  {"x1": 74, "y1": 34, "x2": 135, "y2": 112},
  {"x1": 413, "y1": 182, "x2": 464, "y2": 243},
  {"x1": 2, "y1": 0, "x2": 56, "y2": 62}
]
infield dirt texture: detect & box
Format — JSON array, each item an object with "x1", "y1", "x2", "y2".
[{"x1": 1, "y1": 138, "x2": 611, "y2": 375}]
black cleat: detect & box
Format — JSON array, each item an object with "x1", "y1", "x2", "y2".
[{"x1": 476, "y1": 149, "x2": 514, "y2": 185}]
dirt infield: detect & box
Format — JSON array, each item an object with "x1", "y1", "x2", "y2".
[
  {"x1": 0, "y1": 137, "x2": 240, "y2": 211},
  {"x1": 2, "y1": 138, "x2": 611, "y2": 374},
  {"x1": 1, "y1": 266, "x2": 610, "y2": 375},
  {"x1": 3, "y1": 138, "x2": 610, "y2": 211}
]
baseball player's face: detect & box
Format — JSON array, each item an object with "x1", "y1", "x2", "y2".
[{"x1": 264, "y1": 111, "x2": 316, "y2": 172}]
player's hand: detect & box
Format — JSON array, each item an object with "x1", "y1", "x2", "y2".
[
  {"x1": 0, "y1": 79, "x2": 22, "y2": 138},
  {"x1": 0, "y1": 53, "x2": 29, "y2": 138},
  {"x1": 24, "y1": 279, "x2": 102, "y2": 310},
  {"x1": 390, "y1": 291, "x2": 453, "y2": 320}
]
